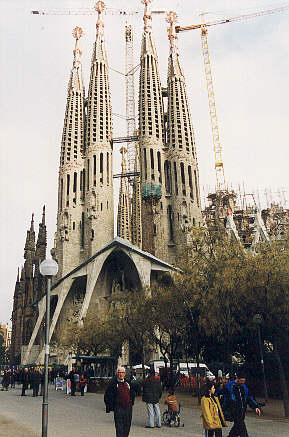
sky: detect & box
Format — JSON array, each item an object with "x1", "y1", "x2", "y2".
[{"x1": 0, "y1": 0, "x2": 288, "y2": 324}]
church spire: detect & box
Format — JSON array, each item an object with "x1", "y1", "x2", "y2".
[
  {"x1": 86, "y1": 1, "x2": 112, "y2": 147},
  {"x1": 138, "y1": 0, "x2": 167, "y2": 259},
  {"x1": 166, "y1": 12, "x2": 195, "y2": 153},
  {"x1": 55, "y1": 27, "x2": 86, "y2": 278},
  {"x1": 24, "y1": 214, "x2": 35, "y2": 259},
  {"x1": 139, "y1": 0, "x2": 164, "y2": 140},
  {"x1": 165, "y1": 11, "x2": 202, "y2": 253},
  {"x1": 83, "y1": 0, "x2": 114, "y2": 257},
  {"x1": 117, "y1": 148, "x2": 131, "y2": 241},
  {"x1": 36, "y1": 205, "x2": 47, "y2": 263},
  {"x1": 60, "y1": 27, "x2": 85, "y2": 167},
  {"x1": 42, "y1": 205, "x2": 46, "y2": 226}
]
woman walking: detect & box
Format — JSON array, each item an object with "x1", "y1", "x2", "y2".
[{"x1": 201, "y1": 381, "x2": 226, "y2": 437}]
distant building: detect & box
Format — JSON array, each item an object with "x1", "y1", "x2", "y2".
[{"x1": 0, "y1": 323, "x2": 12, "y2": 358}]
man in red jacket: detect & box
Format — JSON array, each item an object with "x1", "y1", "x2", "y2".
[{"x1": 104, "y1": 367, "x2": 137, "y2": 437}]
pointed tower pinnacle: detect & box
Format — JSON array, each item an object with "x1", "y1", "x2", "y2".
[
  {"x1": 142, "y1": 0, "x2": 152, "y2": 33},
  {"x1": 117, "y1": 147, "x2": 131, "y2": 241},
  {"x1": 30, "y1": 213, "x2": 34, "y2": 232},
  {"x1": 83, "y1": 0, "x2": 114, "y2": 257},
  {"x1": 60, "y1": 27, "x2": 85, "y2": 168},
  {"x1": 36, "y1": 206, "x2": 47, "y2": 263},
  {"x1": 167, "y1": 11, "x2": 195, "y2": 153},
  {"x1": 42, "y1": 205, "x2": 46, "y2": 225},
  {"x1": 55, "y1": 27, "x2": 85, "y2": 278},
  {"x1": 165, "y1": 12, "x2": 202, "y2": 259},
  {"x1": 139, "y1": 0, "x2": 164, "y2": 141},
  {"x1": 24, "y1": 214, "x2": 35, "y2": 259}
]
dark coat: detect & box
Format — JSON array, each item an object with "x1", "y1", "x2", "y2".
[
  {"x1": 142, "y1": 376, "x2": 162, "y2": 404},
  {"x1": 32, "y1": 370, "x2": 41, "y2": 385},
  {"x1": 2, "y1": 372, "x2": 10, "y2": 387},
  {"x1": 225, "y1": 380, "x2": 258, "y2": 419},
  {"x1": 104, "y1": 377, "x2": 137, "y2": 413},
  {"x1": 21, "y1": 372, "x2": 30, "y2": 388}
]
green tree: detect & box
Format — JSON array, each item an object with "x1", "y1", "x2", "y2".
[
  {"x1": 106, "y1": 288, "x2": 154, "y2": 377},
  {"x1": 240, "y1": 240, "x2": 289, "y2": 417},
  {"x1": 59, "y1": 313, "x2": 121, "y2": 358},
  {"x1": 177, "y1": 227, "x2": 247, "y2": 374},
  {"x1": 149, "y1": 276, "x2": 189, "y2": 386}
]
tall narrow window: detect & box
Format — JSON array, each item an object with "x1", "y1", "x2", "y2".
[
  {"x1": 82, "y1": 169, "x2": 86, "y2": 200},
  {"x1": 164, "y1": 160, "x2": 172, "y2": 195},
  {"x1": 188, "y1": 166, "x2": 193, "y2": 199},
  {"x1": 66, "y1": 174, "x2": 70, "y2": 196},
  {"x1": 180, "y1": 162, "x2": 186, "y2": 196},
  {"x1": 81, "y1": 212, "x2": 85, "y2": 249},
  {"x1": 107, "y1": 152, "x2": 109, "y2": 184},
  {"x1": 173, "y1": 162, "x2": 178, "y2": 195},
  {"x1": 150, "y1": 149, "x2": 154, "y2": 169},
  {"x1": 93, "y1": 155, "x2": 96, "y2": 186},
  {"x1": 87, "y1": 159, "x2": 90, "y2": 191},
  {"x1": 73, "y1": 172, "x2": 77, "y2": 193},
  {"x1": 60, "y1": 178, "x2": 63, "y2": 211},
  {"x1": 143, "y1": 148, "x2": 147, "y2": 180},
  {"x1": 100, "y1": 153, "x2": 103, "y2": 184},
  {"x1": 194, "y1": 170, "x2": 200, "y2": 206},
  {"x1": 168, "y1": 205, "x2": 174, "y2": 241},
  {"x1": 157, "y1": 151, "x2": 162, "y2": 182}
]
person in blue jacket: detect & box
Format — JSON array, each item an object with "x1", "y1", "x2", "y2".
[{"x1": 225, "y1": 371, "x2": 261, "y2": 437}]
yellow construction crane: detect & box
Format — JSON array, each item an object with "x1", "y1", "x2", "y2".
[{"x1": 176, "y1": 4, "x2": 289, "y2": 192}]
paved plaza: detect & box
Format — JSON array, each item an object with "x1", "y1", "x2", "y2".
[{"x1": 0, "y1": 385, "x2": 288, "y2": 437}]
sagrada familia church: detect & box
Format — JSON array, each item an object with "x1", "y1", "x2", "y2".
[
  {"x1": 12, "y1": 0, "x2": 288, "y2": 366},
  {"x1": 11, "y1": 1, "x2": 202, "y2": 366}
]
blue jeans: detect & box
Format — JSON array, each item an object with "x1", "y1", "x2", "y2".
[{"x1": 146, "y1": 403, "x2": 161, "y2": 427}]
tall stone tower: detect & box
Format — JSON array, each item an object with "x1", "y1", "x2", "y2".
[
  {"x1": 54, "y1": 27, "x2": 85, "y2": 278},
  {"x1": 165, "y1": 12, "x2": 202, "y2": 260},
  {"x1": 11, "y1": 269, "x2": 22, "y2": 363},
  {"x1": 138, "y1": 0, "x2": 167, "y2": 260},
  {"x1": 83, "y1": 1, "x2": 114, "y2": 257},
  {"x1": 22, "y1": 215, "x2": 35, "y2": 344},
  {"x1": 11, "y1": 210, "x2": 47, "y2": 363}
]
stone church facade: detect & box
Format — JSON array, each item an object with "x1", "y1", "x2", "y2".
[{"x1": 11, "y1": 1, "x2": 202, "y2": 366}]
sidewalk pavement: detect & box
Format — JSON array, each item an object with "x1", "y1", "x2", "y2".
[{"x1": 0, "y1": 385, "x2": 288, "y2": 437}]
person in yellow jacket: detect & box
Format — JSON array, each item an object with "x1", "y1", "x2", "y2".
[{"x1": 201, "y1": 381, "x2": 227, "y2": 437}]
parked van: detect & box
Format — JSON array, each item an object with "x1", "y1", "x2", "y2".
[
  {"x1": 149, "y1": 359, "x2": 214, "y2": 379},
  {"x1": 178, "y1": 362, "x2": 215, "y2": 379}
]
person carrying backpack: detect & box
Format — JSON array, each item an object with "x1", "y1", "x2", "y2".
[{"x1": 225, "y1": 371, "x2": 261, "y2": 437}]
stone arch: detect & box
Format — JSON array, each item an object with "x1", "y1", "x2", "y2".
[
  {"x1": 86, "y1": 248, "x2": 142, "y2": 318},
  {"x1": 53, "y1": 275, "x2": 87, "y2": 342}
]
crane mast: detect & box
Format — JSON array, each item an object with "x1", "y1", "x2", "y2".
[
  {"x1": 201, "y1": 24, "x2": 226, "y2": 192},
  {"x1": 176, "y1": 4, "x2": 289, "y2": 193}
]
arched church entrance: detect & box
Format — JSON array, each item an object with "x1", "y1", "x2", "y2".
[
  {"x1": 53, "y1": 275, "x2": 87, "y2": 343},
  {"x1": 86, "y1": 248, "x2": 142, "y2": 318}
]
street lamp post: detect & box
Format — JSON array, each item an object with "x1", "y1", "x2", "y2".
[
  {"x1": 253, "y1": 314, "x2": 268, "y2": 403},
  {"x1": 40, "y1": 259, "x2": 58, "y2": 437}
]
